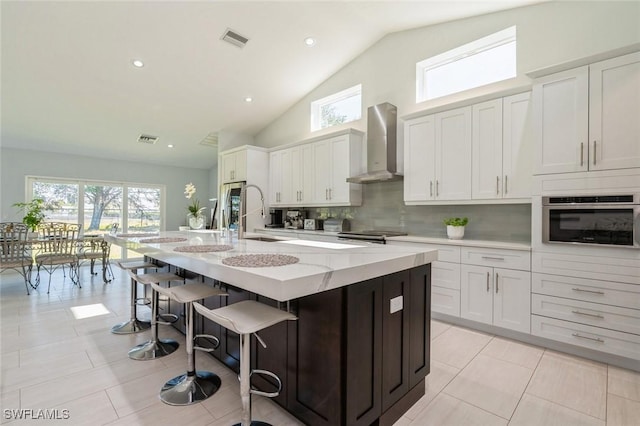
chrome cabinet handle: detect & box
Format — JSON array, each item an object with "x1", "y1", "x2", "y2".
[
  {"x1": 496, "y1": 176, "x2": 499, "y2": 195},
  {"x1": 430, "y1": 181, "x2": 433, "y2": 197},
  {"x1": 495, "y1": 272, "x2": 499, "y2": 293},
  {"x1": 329, "y1": 188, "x2": 332, "y2": 200},
  {"x1": 593, "y1": 140, "x2": 597, "y2": 166},
  {"x1": 580, "y1": 142, "x2": 584, "y2": 167},
  {"x1": 572, "y1": 310, "x2": 604, "y2": 319},
  {"x1": 572, "y1": 333, "x2": 604, "y2": 343},
  {"x1": 325, "y1": 189, "x2": 328, "y2": 200},
  {"x1": 571, "y1": 287, "x2": 605, "y2": 295},
  {"x1": 481, "y1": 256, "x2": 505, "y2": 261},
  {"x1": 486, "y1": 272, "x2": 490, "y2": 292},
  {"x1": 504, "y1": 175, "x2": 508, "y2": 194},
  {"x1": 436, "y1": 180, "x2": 439, "y2": 197}
]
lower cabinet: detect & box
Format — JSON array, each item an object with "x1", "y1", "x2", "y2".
[
  {"x1": 461, "y1": 265, "x2": 531, "y2": 333},
  {"x1": 192, "y1": 265, "x2": 431, "y2": 426}
]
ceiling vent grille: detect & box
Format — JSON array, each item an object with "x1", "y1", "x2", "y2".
[
  {"x1": 221, "y1": 28, "x2": 249, "y2": 48},
  {"x1": 199, "y1": 132, "x2": 218, "y2": 148},
  {"x1": 137, "y1": 134, "x2": 159, "y2": 145}
]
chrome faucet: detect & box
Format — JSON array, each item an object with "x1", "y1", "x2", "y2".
[{"x1": 238, "y1": 184, "x2": 266, "y2": 239}]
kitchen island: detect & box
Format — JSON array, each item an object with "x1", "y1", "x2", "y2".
[{"x1": 106, "y1": 231, "x2": 438, "y2": 426}]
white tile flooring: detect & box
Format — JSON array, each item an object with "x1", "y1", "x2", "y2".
[{"x1": 1, "y1": 267, "x2": 639, "y2": 425}]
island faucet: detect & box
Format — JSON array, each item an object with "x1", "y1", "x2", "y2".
[{"x1": 238, "y1": 183, "x2": 266, "y2": 239}]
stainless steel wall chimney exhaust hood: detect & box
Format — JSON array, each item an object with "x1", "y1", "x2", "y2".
[{"x1": 347, "y1": 102, "x2": 402, "y2": 184}]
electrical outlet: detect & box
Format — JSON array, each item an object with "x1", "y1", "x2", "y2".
[{"x1": 390, "y1": 295, "x2": 403, "y2": 314}]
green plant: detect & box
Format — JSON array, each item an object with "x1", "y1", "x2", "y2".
[
  {"x1": 12, "y1": 198, "x2": 53, "y2": 231},
  {"x1": 443, "y1": 217, "x2": 468, "y2": 227},
  {"x1": 184, "y1": 182, "x2": 205, "y2": 218}
]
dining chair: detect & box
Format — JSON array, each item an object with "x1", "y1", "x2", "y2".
[
  {"x1": 76, "y1": 235, "x2": 113, "y2": 283},
  {"x1": 34, "y1": 222, "x2": 82, "y2": 293},
  {"x1": 0, "y1": 222, "x2": 33, "y2": 295}
]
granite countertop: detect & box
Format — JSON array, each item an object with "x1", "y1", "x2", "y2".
[{"x1": 106, "y1": 230, "x2": 438, "y2": 302}]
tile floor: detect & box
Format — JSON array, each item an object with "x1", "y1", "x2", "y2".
[{"x1": 1, "y1": 267, "x2": 639, "y2": 425}]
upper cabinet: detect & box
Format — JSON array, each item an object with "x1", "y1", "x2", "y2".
[
  {"x1": 472, "y1": 93, "x2": 533, "y2": 200},
  {"x1": 219, "y1": 146, "x2": 269, "y2": 185},
  {"x1": 268, "y1": 130, "x2": 364, "y2": 207},
  {"x1": 404, "y1": 106, "x2": 472, "y2": 203},
  {"x1": 221, "y1": 148, "x2": 248, "y2": 183},
  {"x1": 533, "y1": 51, "x2": 640, "y2": 175}
]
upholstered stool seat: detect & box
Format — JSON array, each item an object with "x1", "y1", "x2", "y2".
[
  {"x1": 193, "y1": 300, "x2": 297, "y2": 426},
  {"x1": 150, "y1": 281, "x2": 228, "y2": 406},
  {"x1": 110, "y1": 260, "x2": 157, "y2": 334},
  {"x1": 127, "y1": 270, "x2": 184, "y2": 360}
]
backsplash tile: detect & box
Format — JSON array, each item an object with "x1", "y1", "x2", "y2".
[{"x1": 307, "y1": 181, "x2": 531, "y2": 243}]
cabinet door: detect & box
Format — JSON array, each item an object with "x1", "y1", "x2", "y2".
[
  {"x1": 233, "y1": 150, "x2": 247, "y2": 181},
  {"x1": 493, "y1": 268, "x2": 531, "y2": 333},
  {"x1": 589, "y1": 52, "x2": 640, "y2": 171},
  {"x1": 435, "y1": 106, "x2": 472, "y2": 200},
  {"x1": 328, "y1": 136, "x2": 351, "y2": 203},
  {"x1": 404, "y1": 115, "x2": 436, "y2": 202},
  {"x1": 291, "y1": 145, "x2": 313, "y2": 205},
  {"x1": 269, "y1": 151, "x2": 282, "y2": 205},
  {"x1": 533, "y1": 66, "x2": 589, "y2": 174},
  {"x1": 460, "y1": 264, "x2": 493, "y2": 325},
  {"x1": 503, "y1": 92, "x2": 533, "y2": 199},
  {"x1": 408, "y1": 265, "x2": 431, "y2": 389},
  {"x1": 221, "y1": 152, "x2": 236, "y2": 183},
  {"x1": 472, "y1": 99, "x2": 503, "y2": 200},
  {"x1": 312, "y1": 140, "x2": 331, "y2": 203}
]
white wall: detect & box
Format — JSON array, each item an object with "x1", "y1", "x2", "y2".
[
  {"x1": 0, "y1": 147, "x2": 213, "y2": 230},
  {"x1": 254, "y1": 1, "x2": 640, "y2": 148}
]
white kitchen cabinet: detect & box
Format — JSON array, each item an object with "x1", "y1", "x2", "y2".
[
  {"x1": 502, "y1": 92, "x2": 533, "y2": 199},
  {"x1": 269, "y1": 149, "x2": 292, "y2": 205},
  {"x1": 472, "y1": 99, "x2": 503, "y2": 199},
  {"x1": 532, "y1": 66, "x2": 589, "y2": 175},
  {"x1": 291, "y1": 144, "x2": 314, "y2": 205},
  {"x1": 403, "y1": 106, "x2": 471, "y2": 203},
  {"x1": 533, "y1": 52, "x2": 640, "y2": 175},
  {"x1": 589, "y1": 52, "x2": 640, "y2": 171},
  {"x1": 221, "y1": 148, "x2": 248, "y2": 183},
  {"x1": 461, "y1": 264, "x2": 531, "y2": 333},
  {"x1": 404, "y1": 115, "x2": 436, "y2": 202},
  {"x1": 312, "y1": 134, "x2": 363, "y2": 206}
]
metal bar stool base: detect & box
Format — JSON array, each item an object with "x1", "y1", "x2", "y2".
[
  {"x1": 128, "y1": 338, "x2": 179, "y2": 360},
  {"x1": 110, "y1": 319, "x2": 151, "y2": 335},
  {"x1": 160, "y1": 371, "x2": 221, "y2": 406}
]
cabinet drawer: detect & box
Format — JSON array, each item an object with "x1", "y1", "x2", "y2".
[
  {"x1": 532, "y1": 315, "x2": 640, "y2": 360},
  {"x1": 532, "y1": 294, "x2": 640, "y2": 335},
  {"x1": 432, "y1": 261, "x2": 460, "y2": 290},
  {"x1": 432, "y1": 286, "x2": 460, "y2": 317},
  {"x1": 532, "y1": 273, "x2": 640, "y2": 310},
  {"x1": 461, "y1": 247, "x2": 530, "y2": 270},
  {"x1": 532, "y1": 251, "x2": 640, "y2": 285}
]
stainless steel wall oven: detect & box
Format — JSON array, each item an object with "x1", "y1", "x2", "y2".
[{"x1": 542, "y1": 194, "x2": 640, "y2": 248}]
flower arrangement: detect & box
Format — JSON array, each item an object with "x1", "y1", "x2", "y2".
[{"x1": 184, "y1": 183, "x2": 205, "y2": 218}]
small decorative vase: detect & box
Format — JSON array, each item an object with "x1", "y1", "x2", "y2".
[
  {"x1": 188, "y1": 215, "x2": 205, "y2": 230},
  {"x1": 446, "y1": 225, "x2": 465, "y2": 240}
]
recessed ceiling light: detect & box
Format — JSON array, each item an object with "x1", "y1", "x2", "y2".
[
  {"x1": 304, "y1": 37, "x2": 315, "y2": 47},
  {"x1": 132, "y1": 59, "x2": 144, "y2": 68},
  {"x1": 167, "y1": 144, "x2": 174, "y2": 148},
  {"x1": 245, "y1": 97, "x2": 253, "y2": 103}
]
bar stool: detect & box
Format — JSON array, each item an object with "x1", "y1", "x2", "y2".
[
  {"x1": 149, "y1": 280, "x2": 228, "y2": 405},
  {"x1": 193, "y1": 300, "x2": 297, "y2": 426},
  {"x1": 111, "y1": 260, "x2": 157, "y2": 334},
  {"x1": 127, "y1": 270, "x2": 184, "y2": 360}
]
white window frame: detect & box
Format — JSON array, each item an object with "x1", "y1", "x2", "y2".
[
  {"x1": 310, "y1": 84, "x2": 362, "y2": 131},
  {"x1": 416, "y1": 26, "x2": 517, "y2": 103}
]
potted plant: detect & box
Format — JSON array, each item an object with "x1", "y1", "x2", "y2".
[
  {"x1": 184, "y1": 183, "x2": 206, "y2": 229},
  {"x1": 443, "y1": 217, "x2": 468, "y2": 240},
  {"x1": 12, "y1": 198, "x2": 53, "y2": 232}
]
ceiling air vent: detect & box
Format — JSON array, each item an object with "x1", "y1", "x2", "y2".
[
  {"x1": 137, "y1": 134, "x2": 158, "y2": 145},
  {"x1": 199, "y1": 132, "x2": 218, "y2": 148},
  {"x1": 221, "y1": 28, "x2": 249, "y2": 48}
]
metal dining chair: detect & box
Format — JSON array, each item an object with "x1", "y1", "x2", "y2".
[
  {"x1": 0, "y1": 222, "x2": 33, "y2": 295},
  {"x1": 34, "y1": 222, "x2": 82, "y2": 293}
]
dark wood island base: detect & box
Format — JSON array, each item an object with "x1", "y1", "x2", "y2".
[{"x1": 168, "y1": 263, "x2": 431, "y2": 426}]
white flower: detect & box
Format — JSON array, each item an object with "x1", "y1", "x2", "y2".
[{"x1": 184, "y1": 183, "x2": 196, "y2": 199}]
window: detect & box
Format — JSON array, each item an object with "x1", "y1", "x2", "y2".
[
  {"x1": 27, "y1": 176, "x2": 164, "y2": 259},
  {"x1": 416, "y1": 26, "x2": 516, "y2": 102},
  {"x1": 311, "y1": 84, "x2": 362, "y2": 131}
]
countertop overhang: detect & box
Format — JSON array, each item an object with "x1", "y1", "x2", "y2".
[{"x1": 106, "y1": 231, "x2": 438, "y2": 302}]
